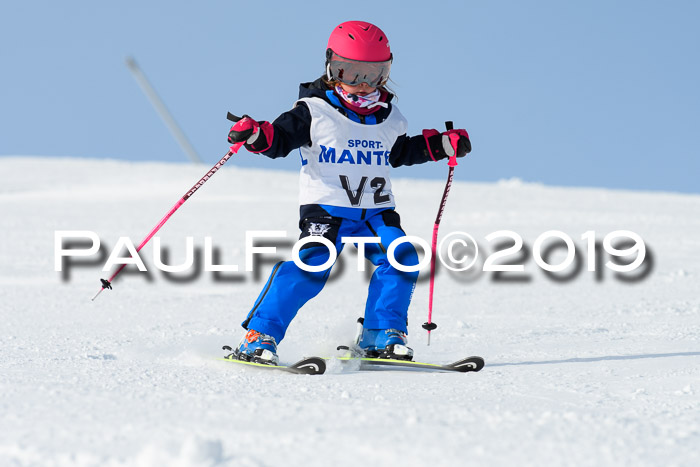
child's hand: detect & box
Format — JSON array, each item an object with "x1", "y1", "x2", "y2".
[
  {"x1": 228, "y1": 116, "x2": 274, "y2": 153},
  {"x1": 443, "y1": 129, "x2": 471, "y2": 158},
  {"x1": 422, "y1": 128, "x2": 471, "y2": 161},
  {"x1": 228, "y1": 116, "x2": 260, "y2": 144}
]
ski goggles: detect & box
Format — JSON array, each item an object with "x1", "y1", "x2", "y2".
[{"x1": 326, "y1": 50, "x2": 392, "y2": 88}]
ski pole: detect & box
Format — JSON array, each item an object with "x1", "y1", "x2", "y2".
[
  {"x1": 91, "y1": 113, "x2": 245, "y2": 301},
  {"x1": 422, "y1": 121, "x2": 460, "y2": 345}
]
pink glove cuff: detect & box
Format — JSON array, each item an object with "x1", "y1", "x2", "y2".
[{"x1": 422, "y1": 129, "x2": 440, "y2": 162}]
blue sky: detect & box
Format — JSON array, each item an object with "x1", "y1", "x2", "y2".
[{"x1": 2, "y1": 0, "x2": 698, "y2": 193}]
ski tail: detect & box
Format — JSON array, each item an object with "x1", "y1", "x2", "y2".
[
  {"x1": 444, "y1": 356, "x2": 485, "y2": 372},
  {"x1": 288, "y1": 357, "x2": 326, "y2": 375}
]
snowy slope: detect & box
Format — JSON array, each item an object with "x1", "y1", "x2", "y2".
[{"x1": 1, "y1": 156, "x2": 699, "y2": 467}]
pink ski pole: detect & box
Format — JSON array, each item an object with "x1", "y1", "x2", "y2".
[
  {"x1": 422, "y1": 121, "x2": 460, "y2": 345},
  {"x1": 91, "y1": 113, "x2": 246, "y2": 301}
]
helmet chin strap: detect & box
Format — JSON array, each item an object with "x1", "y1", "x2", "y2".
[{"x1": 326, "y1": 63, "x2": 333, "y2": 81}]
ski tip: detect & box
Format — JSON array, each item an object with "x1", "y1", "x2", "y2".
[
  {"x1": 290, "y1": 357, "x2": 326, "y2": 375},
  {"x1": 446, "y1": 356, "x2": 485, "y2": 373}
]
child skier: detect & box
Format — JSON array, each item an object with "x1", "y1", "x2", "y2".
[{"x1": 227, "y1": 21, "x2": 471, "y2": 365}]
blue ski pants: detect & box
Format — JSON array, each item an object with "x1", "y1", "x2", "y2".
[{"x1": 242, "y1": 209, "x2": 419, "y2": 343}]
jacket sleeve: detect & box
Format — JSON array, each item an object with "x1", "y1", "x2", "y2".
[
  {"x1": 388, "y1": 133, "x2": 446, "y2": 167},
  {"x1": 259, "y1": 103, "x2": 312, "y2": 159}
]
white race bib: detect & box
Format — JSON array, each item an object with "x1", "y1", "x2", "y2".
[{"x1": 296, "y1": 97, "x2": 408, "y2": 209}]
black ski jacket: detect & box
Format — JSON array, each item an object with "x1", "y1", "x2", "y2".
[{"x1": 260, "y1": 77, "x2": 440, "y2": 167}]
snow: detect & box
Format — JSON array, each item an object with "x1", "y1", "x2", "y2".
[{"x1": 1, "y1": 156, "x2": 699, "y2": 466}]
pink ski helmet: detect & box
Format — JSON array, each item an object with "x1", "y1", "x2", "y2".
[{"x1": 326, "y1": 21, "x2": 392, "y2": 87}]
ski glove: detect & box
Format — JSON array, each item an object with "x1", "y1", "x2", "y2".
[
  {"x1": 228, "y1": 116, "x2": 274, "y2": 153},
  {"x1": 422, "y1": 128, "x2": 471, "y2": 162}
]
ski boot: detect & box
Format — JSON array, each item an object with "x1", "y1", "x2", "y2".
[
  {"x1": 358, "y1": 328, "x2": 414, "y2": 361},
  {"x1": 232, "y1": 329, "x2": 279, "y2": 365}
]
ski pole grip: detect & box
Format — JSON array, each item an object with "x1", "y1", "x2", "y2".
[
  {"x1": 444, "y1": 121, "x2": 458, "y2": 167},
  {"x1": 227, "y1": 112, "x2": 242, "y2": 122}
]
